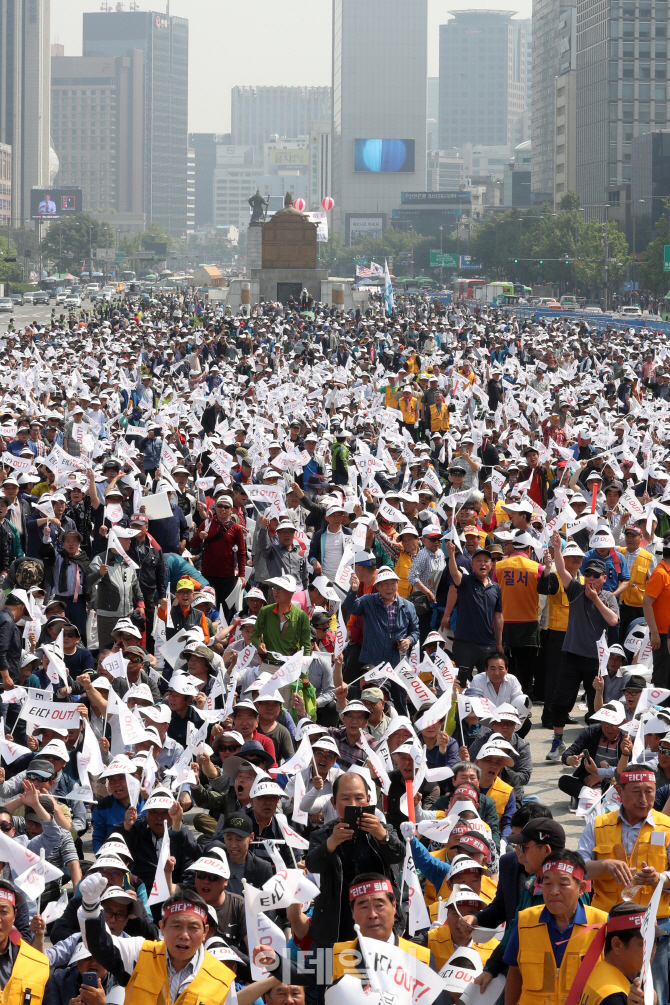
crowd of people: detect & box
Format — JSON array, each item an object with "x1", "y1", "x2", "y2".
[{"x1": 0, "y1": 291, "x2": 667, "y2": 1005}]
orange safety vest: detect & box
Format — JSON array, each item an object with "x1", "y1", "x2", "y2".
[
  {"x1": 496, "y1": 553, "x2": 541, "y2": 622},
  {"x1": 332, "y1": 936, "x2": 430, "y2": 979}
]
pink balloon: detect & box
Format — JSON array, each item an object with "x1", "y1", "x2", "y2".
[
  {"x1": 293, "y1": 198, "x2": 306, "y2": 212},
  {"x1": 321, "y1": 196, "x2": 334, "y2": 212}
]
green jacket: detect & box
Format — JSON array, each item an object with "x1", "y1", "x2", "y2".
[
  {"x1": 250, "y1": 602, "x2": 311, "y2": 660},
  {"x1": 331, "y1": 440, "x2": 349, "y2": 477}
]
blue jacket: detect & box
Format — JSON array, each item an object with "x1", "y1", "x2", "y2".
[
  {"x1": 148, "y1": 502, "x2": 188, "y2": 555},
  {"x1": 342, "y1": 588, "x2": 419, "y2": 667},
  {"x1": 477, "y1": 849, "x2": 524, "y2": 928},
  {"x1": 139, "y1": 435, "x2": 162, "y2": 471},
  {"x1": 92, "y1": 794, "x2": 146, "y2": 852}
]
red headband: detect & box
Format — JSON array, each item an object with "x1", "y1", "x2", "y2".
[
  {"x1": 541, "y1": 860, "x2": 585, "y2": 882},
  {"x1": 457, "y1": 835, "x2": 491, "y2": 861},
  {"x1": 619, "y1": 769, "x2": 656, "y2": 785},
  {"x1": 607, "y1": 913, "x2": 644, "y2": 933},
  {"x1": 453, "y1": 785, "x2": 479, "y2": 804},
  {"x1": 563, "y1": 912, "x2": 647, "y2": 1005},
  {"x1": 163, "y1": 901, "x2": 207, "y2": 923},
  {"x1": 349, "y1": 879, "x2": 394, "y2": 902},
  {"x1": 0, "y1": 890, "x2": 15, "y2": 907}
]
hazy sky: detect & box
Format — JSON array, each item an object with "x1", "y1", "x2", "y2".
[{"x1": 52, "y1": 0, "x2": 532, "y2": 134}]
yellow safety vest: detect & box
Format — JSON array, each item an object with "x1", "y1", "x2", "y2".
[
  {"x1": 591, "y1": 809, "x2": 670, "y2": 916},
  {"x1": 427, "y1": 926, "x2": 498, "y2": 971},
  {"x1": 518, "y1": 903, "x2": 607, "y2": 1005},
  {"x1": 395, "y1": 551, "x2": 414, "y2": 599},
  {"x1": 547, "y1": 574, "x2": 584, "y2": 633},
  {"x1": 617, "y1": 547, "x2": 653, "y2": 607},
  {"x1": 429, "y1": 403, "x2": 450, "y2": 431},
  {"x1": 484, "y1": 775, "x2": 513, "y2": 823},
  {"x1": 424, "y1": 847, "x2": 497, "y2": 906},
  {"x1": 123, "y1": 940, "x2": 234, "y2": 1005},
  {"x1": 1, "y1": 940, "x2": 49, "y2": 1005},
  {"x1": 332, "y1": 937, "x2": 430, "y2": 979},
  {"x1": 578, "y1": 959, "x2": 631, "y2": 1005},
  {"x1": 385, "y1": 384, "x2": 400, "y2": 409},
  {"x1": 399, "y1": 397, "x2": 418, "y2": 424},
  {"x1": 406, "y1": 354, "x2": 420, "y2": 375}
]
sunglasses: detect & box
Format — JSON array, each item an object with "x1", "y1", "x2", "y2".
[
  {"x1": 64, "y1": 631, "x2": 78, "y2": 638},
  {"x1": 104, "y1": 907, "x2": 130, "y2": 921},
  {"x1": 26, "y1": 773, "x2": 48, "y2": 782},
  {"x1": 216, "y1": 504, "x2": 232, "y2": 510},
  {"x1": 0, "y1": 822, "x2": 13, "y2": 833},
  {"x1": 246, "y1": 757, "x2": 266, "y2": 766},
  {"x1": 219, "y1": 744, "x2": 241, "y2": 752},
  {"x1": 583, "y1": 570, "x2": 604, "y2": 579},
  {"x1": 660, "y1": 745, "x2": 670, "y2": 754},
  {"x1": 195, "y1": 871, "x2": 224, "y2": 881}
]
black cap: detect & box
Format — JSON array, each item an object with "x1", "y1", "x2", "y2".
[
  {"x1": 222, "y1": 812, "x2": 253, "y2": 837},
  {"x1": 507, "y1": 817, "x2": 566, "y2": 850},
  {"x1": 311, "y1": 612, "x2": 331, "y2": 628},
  {"x1": 26, "y1": 758, "x2": 56, "y2": 780},
  {"x1": 584, "y1": 558, "x2": 607, "y2": 575},
  {"x1": 622, "y1": 674, "x2": 647, "y2": 692}
]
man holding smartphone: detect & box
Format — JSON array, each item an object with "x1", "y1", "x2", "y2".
[{"x1": 305, "y1": 772, "x2": 404, "y2": 949}]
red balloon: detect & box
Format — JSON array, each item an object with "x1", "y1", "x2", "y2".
[
  {"x1": 293, "y1": 198, "x2": 306, "y2": 212},
  {"x1": 321, "y1": 196, "x2": 334, "y2": 211}
]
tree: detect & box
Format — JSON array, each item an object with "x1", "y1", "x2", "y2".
[
  {"x1": 119, "y1": 222, "x2": 174, "y2": 262},
  {"x1": 41, "y1": 213, "x2": 114, "y2": 275},
  {"x1": 638, "y1": 202, "x2": 670, "y2": 293},
  {"x1": 0, "y1": 234, "x2": 20, "y2": 283}
]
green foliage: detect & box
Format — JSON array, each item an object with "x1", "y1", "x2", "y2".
[
  {"x1": 40, "y1": 213, "x2": 114, "y2": 273},
  {"x1": 0, "y1": 233, "x2": 20, "y2": 283},
  {"x1": 638, "y1": 202, "x2": 670, "y2": 293},
  {"x1": 320, "y1": 226, "x2": 457, "y2": 278},
  {"x1": 468, "y1": 191, "x2": 628, "y2": 293},
  {"x1": 119, "y1": 222, "x2": 174, "y2": 261}
]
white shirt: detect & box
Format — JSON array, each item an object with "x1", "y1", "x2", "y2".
[
  {"x1": 469, "y1": 672, "x2": 523, "y2": 708},
  {"x1": 322, "y1": 528, "x2": 344, "y2": 580}
]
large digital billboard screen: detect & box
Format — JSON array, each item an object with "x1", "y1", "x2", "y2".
[
  {"x1": 354, "y1": 139, "x2": 415, "y2": 173},
  {"x1": 31, "y1": 188, "x2": 82, "y2": 219}
]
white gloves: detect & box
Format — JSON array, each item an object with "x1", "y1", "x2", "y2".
[
  {"x1": 79, "y1": 872, "x2": 108, "y2": 911},
  {"x1": 400, "y1": 822, "x2": 416, "y2": 840}
]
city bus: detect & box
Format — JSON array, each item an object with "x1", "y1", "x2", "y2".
[
  {"x1": 485, "y1": 282, "x2": 514, "y2": 305},
  {"x1": 452, "y1": 278, "x2": 486, "y2": 300}
]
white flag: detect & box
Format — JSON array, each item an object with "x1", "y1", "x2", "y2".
[
  {"x1": 14, "y1": 848, "x2": 51, "y2": 902},
  {"x1": 413, "y1": 684, "x2": 454, "y2": 731},
  {"x1": 107, "y1": 528, "x2": 139, "y2": 569},
  {"x1": 402, "y1": 840, "x2": 431, "y2": 935},
  {"x1": 356, "y1": 929, "x2": 444, "y2": 1005},
  {"x1": 334, "y1": 604, "x2": 348, "y2": 659},
  {"x1": 641, "y1": 876, "x2": 666, "y2": 1005},
  {"x1": 256, "y1": 651, "x2": 307, "y2": 697},
  {"x1": 358, "y1": 729, "x2": 391, "y2": 794},
  {"x1": 291, "y1": 769, "x2": 308, "y2": 825},
  {"x1": 147, "y1": 820, "x2": 171, "y2": 907},
  {"x1": 275, "y1": 812, "x2": 309, "y2": 850},
  {"x1": 101, "y1": 650, "x2": 129, "y2": 679},
  {"x1": 597, "y1": 630, "x2": 610, "y2": 678}
]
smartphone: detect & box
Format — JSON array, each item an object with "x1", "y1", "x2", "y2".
[
  {"x1": 81, "y1": 973, "x2": 99, "y2": 989},
  {"x1": 344, "y1": 805, "x2": 375, "y2": 829}
]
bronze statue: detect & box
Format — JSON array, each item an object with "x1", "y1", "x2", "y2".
[{"x1": 248, "y1": 189, "x2": 268, "y2": 226}]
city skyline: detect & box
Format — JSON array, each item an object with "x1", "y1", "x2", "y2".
[{"x1": 51, "y1": 0, "x2": 533, "y2": 135}]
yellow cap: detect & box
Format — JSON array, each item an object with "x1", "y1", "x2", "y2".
[{"x1": 176, "y1": 578, "x2": 195, "y2": 592}]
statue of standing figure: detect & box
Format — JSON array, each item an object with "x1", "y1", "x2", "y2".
[{"x1": 248, "y1": 189, "x2": 269, "y2": 226}]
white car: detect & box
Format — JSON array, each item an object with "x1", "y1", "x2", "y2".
[
  {"x1": 618, "y1": 305, "x2": 642, "y2": 318},
  {"x1": 55, "y1": 292, "x2": 68, "y2": 305},
  {"x1": 64, "y1": 295, "x2": 81, "y2": 308},
  {"x1": 0, "y1": 298, "x2": 13, "y2": 312},
  {"x1": 22, "y1": 292, "x2": 35, "y2": 305},
  {"x1": 584, "y1": 306, "x2": 603, "y2": 313}
]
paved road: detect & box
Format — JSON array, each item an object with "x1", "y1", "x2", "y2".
[
  {"x1": 0, "y1": 303, "x2": 62, "y2": 334},
  {"x1": 524, "y1": 700, "x2": 588, "y2": 846}
]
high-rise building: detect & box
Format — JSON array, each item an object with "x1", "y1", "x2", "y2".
[
  {"x1": 427, "y1": 77, "x2": 439, "y2": 151},
  {"x1": 0, "y1": 0, "x2": 51, "y2": 227},
  {"x1": 332, "y1": 0, "x2": 427, "y2": 243},
  {"x1": 187, "y1": 146, "x2": 195, "y2": 233},
  {"x1": 0, "y1": 142, "x2": 10, "y2": 226},
  {"x1": 231, "y1": 86, "x2": 332, "y2": 158},
  {"x1": 576, "y1": 0, "x2": 668, "y2": 214},
  {"x1": 531, "y1": 0, "x2": 576, "y2": 204},
  {"x1": 188, "y1": 133, "x2": 230, "y2": 229},
  {"x1": 632, "y1": 129, "x2": 670, "y2": 231},
  {"x1": 51, "y1": 52, "x2": 144, "y2": 215},
  {"x1": 83, "y1": 9, "x2": 188, "y2": 237},
  {"x1": 439, "y1": 11, "x2": 529, "y2": 151},
  {"x1": 309, "y1": 120, "x2": 331, "y2": 210},
  {"x1": 212, "y1": 144, "x2": 257, "y2": 233}
]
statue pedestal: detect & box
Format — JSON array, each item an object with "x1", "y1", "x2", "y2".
[{"x1": 247, "y1": 226, "x2": 262, "y2": 270}]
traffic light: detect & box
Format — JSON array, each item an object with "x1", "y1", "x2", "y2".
[
  {"x1": 539, "y1": 260, "x2": 543, "y2": 264},
  {"x1": 514, "y1": 259, "x2": 518, "y2": 263},
  {"x1": 4, "y1": 257, "x2": 15, "y2": 262}
]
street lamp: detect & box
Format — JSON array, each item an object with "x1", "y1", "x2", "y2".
[{"x1": 439, "y1": 225, "x2": 443, "y2": 286}]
